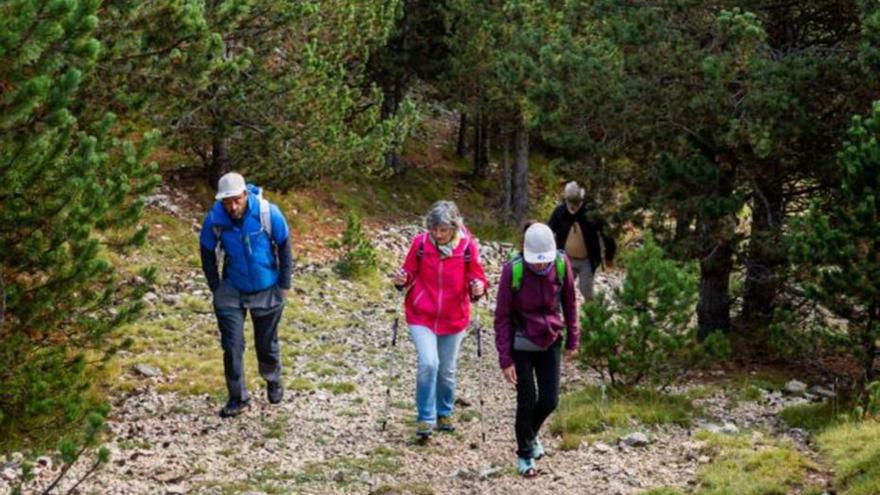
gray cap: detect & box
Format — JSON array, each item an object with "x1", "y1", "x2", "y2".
[
  {"x1": 523, "y1": 223, "x2": 557, "y2": 264},
  {"x1": 216, "y1": 172, "x2": 247, "y2": 200}
]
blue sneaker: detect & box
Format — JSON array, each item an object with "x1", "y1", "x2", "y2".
[
  {"x1": 532, "y1": 438, "x2": 545, "y2": 460},
  {"x1": 517, "y1": 457, "x2": 537, "y2": 478}
]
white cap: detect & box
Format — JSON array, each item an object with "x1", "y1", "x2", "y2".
[
  {"x1": 563, "y1": 181, "x2": 585, "y2": 201},
  {"x1": 523, "y1": 223, "x2": 557, "y2": 264},
  {"x1": 216, "y1": 172, "x2": 247, "y2": 200}
]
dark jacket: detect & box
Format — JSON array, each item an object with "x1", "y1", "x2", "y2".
[
  {"x1": 494, "y1": 254, "x2": 579, "y2": 369},
  {"x1": 547, "y1": 202, "x2": 616, "y2": 271}
]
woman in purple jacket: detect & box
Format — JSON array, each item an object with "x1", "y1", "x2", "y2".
[{"x1": 494, "y1": 223, "x2": 580, "y2": 478}]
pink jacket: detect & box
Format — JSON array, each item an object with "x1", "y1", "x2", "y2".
[{"x1": 400, "y1": 231, "x2": 489, "y2": 335}]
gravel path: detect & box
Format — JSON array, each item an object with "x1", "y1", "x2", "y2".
[{"x1": 2, "y1": 222, "x2": 831, "y2": 495}]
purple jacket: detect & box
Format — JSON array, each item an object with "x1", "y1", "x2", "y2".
[{"x1": 493, "y1": 254, "x2": 580, "y2": 369}]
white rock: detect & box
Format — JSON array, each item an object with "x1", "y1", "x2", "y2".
[
  {"x1": 134, "y1": 364, "x2": 163, "y2": 378},
  {"x1": 785, "y1": 380, "x2": 808, "y2": 395},
  {"x1": 621, "y1": 432, "x2": 650, "y2": 447},
  {"x1": 720, "y1": 422, "x2": 739, "y2": 435}
]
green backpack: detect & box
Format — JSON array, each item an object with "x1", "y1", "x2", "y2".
[{"x1": 509, "y1": 250, "x2": 567, "y2": 292}]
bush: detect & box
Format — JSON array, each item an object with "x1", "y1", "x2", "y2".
[
  {"x1": 331, "y1": 214, "x2": 378, "y2": 279},
  {"x1": 579, "y1": 233, "x2": 729, "y2": 389}
]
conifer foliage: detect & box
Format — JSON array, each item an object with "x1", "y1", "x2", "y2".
[{"x1": 0, "y1": 0, "x2": 159, "y2": 442}]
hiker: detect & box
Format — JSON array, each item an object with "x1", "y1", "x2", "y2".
[
  {"x1": 546, "y1": 181, "x2": 616, "y2": 300},
  {"x1": 392, "y1": 200, "x2": 489, "y2": 441},
  {"x1": 199, "y1": 172, "x2": 293, "y2": 418},
  {"x1": 494, "y1": 222, "x2": 579, "y2": 478}
]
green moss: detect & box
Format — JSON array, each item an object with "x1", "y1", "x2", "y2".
[
  {"x1": 550, "y1": 386, "x2": 696, "y2": 447},
  {"x1": 816, "y1": 420, "x2": 880, "y2": 495},
  {"x1": 694, "y1": 431, "x2": 815, "y2": 495},
  {"x1": 779, "y1": 402, "x2": 845, "y2": 434},
  {"x1": 320, "y1": 381, "x2": 356, "y2": 394}
]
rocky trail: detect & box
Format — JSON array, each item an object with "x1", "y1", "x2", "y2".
[{"x1": 2, "y1": 212, "x2": 837, "y2": 495}]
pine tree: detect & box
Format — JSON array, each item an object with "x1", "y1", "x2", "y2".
[
  {"x1": 0, "y1": 0, "x2": 159, "y2": 444},
  {"x1": 94, "y1": 0, "x2": 405, "y2": 189},
  {"x1": 790, "y1": 102, "x2": 880, "y2": 389}
]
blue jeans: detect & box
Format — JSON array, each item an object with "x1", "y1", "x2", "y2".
[{"x1": 409, "y1": 325, "x2": 467, "y2": 424}]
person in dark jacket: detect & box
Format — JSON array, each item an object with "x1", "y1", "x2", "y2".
[
  {"x1": 199, "y1": 172, "x2": 293, "y2": 418},
  {"x1": 494, "y1": 223, "x2": 579, "y2": 478},
  {"x1": 546, "y1": 181, "x2": 616, "y2": 300}
]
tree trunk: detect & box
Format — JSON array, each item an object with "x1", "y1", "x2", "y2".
[
  {"x1": 862, "y1": 299, "x2": 878, "y2": 387},
  {"x1": 381, "y1": 79, "x2": 404, "y2": 175},
  {"x1": 501, "y1": 127, "x2": 512, "y2": 221},
  {"x1": 472, "y1": 110, "x2": 489, "y2": 178},
  {"x1": 696, "y1": 155, "x2": 737, "y2": 340},
  {"x1": 511, "y1": 121, "x2": 529, "y2": 226},
  {"x1": 457, "y1": 111, "x2": 468, "y2": 157},
  {"x1": 209, "y1": 118, "x2": 230, "y2": 190},
  {"x1": 741, "y1": 172, "x2": 786, "y2": 333}
]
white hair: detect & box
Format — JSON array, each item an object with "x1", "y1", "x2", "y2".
[
  {"x1": 425, "y1": 200, "x2": 463, "y2": 229},
  {"x1": 563, "y1": 181, "x2": 585, "y2": 201}
]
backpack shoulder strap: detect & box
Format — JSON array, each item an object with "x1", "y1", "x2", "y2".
[
  {"x1": 417, "y1": 233, "x2": 427, "y2": 258},
  {"x1": 555, "y1": 250, "x2": 566, "y2": 285},
  {"x1": 510, "y1": 255, "x2": 524, "y2": 292},
  {"x1": 259, "y1": 198, "x2": 272, "y2": 240}
]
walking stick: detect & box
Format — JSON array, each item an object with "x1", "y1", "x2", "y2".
[
  {"x1": 475, "y1": 297, "x2": 487, "y2": 443},
  {"x1": 381, "y1": 289, "x2": 405, "y2": 431}
]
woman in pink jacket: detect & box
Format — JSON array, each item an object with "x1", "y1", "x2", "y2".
[{"x1": 393, "y1": 201, "x2": 489, "y2": 441}]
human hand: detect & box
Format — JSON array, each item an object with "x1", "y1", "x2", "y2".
[
  {"x1": 392, "y1": 269, "x2": 408, "y2": 287},
  {"x1": 564, "y1": 348, "x2": 578, "y2": 363},
  {"x1": 502, "y1": 365, "x2": 517, "y2": 385},
  {"x1": 604, "y1": 260, "x2": 615, "y2": 271},
  {"x1": 470, "y1": 280, "x2": 485, "y2": 299}
]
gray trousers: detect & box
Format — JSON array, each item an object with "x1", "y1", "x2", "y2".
[
  {"x1": 213, "y1": 281, "x2": 285, "y2": 402},
  {"x1": 569, "y1": 258, "x2": 594, "y2": 300}
]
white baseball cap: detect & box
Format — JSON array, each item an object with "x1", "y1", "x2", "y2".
[
  {"x1": 216, "y1": 172, "x2": 247, "y2": 200},
  {"x1": 523, "y1": 223, "x2": 557, "y2": 264}
]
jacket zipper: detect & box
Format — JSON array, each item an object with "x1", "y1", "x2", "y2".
[{"x1": 435, "y1": 253, "x2": 444, "y2": 330}]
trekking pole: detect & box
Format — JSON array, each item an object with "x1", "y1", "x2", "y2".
[
  {"x1": 381, "y1": 288, "x2": 405, "y2": 431},
  {"x1": 476, "y1": 295, "x2": 487, "y2": 443}
]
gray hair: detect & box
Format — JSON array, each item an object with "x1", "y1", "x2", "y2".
[
  {"x1": 425, "y1": 200, "x2": 463, "y2": 229},
  {"x1": 563, "y1": 181, "x2": 585, "y2": 201}
]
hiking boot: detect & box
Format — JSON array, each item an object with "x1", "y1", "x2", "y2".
[
  {"x1": 517, "y1": 457, "x2": 538, "y2": 478},
  {"x1": 267, "y1": 381, "x2": 283, "y2": 404},
  {"x1": 219, "y1": 398, "x2": 251, "y2": 418},
  {"x1": 532, "y1": 437, "x2": 545, "y2": 460},
  {"x1": 415, "y1": 422, "x2": 433, "y2": 441},
  {"x1": 437, "y1": 415, "x2": 455, "y2": 432}
]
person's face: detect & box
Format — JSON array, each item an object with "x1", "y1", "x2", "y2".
[
  {"x1": 566, "y1": 199, "x2": 583, "y2": 213},
  {"x1": 530, "y1": 262, "x2": 550, "y2": 271},
  {"x1": 223, "y1": 191, "x2": 248, "y2": 220},
  {"x1": 430, "y1": 224, "x2": 456, "y2": 245}
]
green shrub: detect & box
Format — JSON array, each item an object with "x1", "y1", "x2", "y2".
[
  {"x1": 331, "y1": 214, "x2": 378, "y2": 279},
  {"x1": 579, "y1": 233, "x2": 729, "y2": 389}
]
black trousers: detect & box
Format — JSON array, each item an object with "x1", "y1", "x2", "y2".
[{"x1": 513, "y1": 339, "x2": 561, "y2": 458}]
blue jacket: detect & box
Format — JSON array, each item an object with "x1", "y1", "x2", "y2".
[{"x1": 199, "y1": 185, "x2": 290, "y2": 293}]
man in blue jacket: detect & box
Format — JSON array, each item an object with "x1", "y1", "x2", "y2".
[{"x1": 200, "y1": 172, "x2": 293, "y2": 417}]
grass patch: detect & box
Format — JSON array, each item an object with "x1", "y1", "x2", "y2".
[
  {"x1": 372, "y1": 482, "x2": 435, "y2": 495},
  {"x1": 320, "y1": 381, "x2": 356, "y2": 394},
  {"x1": 816, "y1": 420, "x2": 880, "y2": 495},
  {"x1": 263, "y1": 415, "x2": 288, "y2": 439},
  {"x1": 693, "y1": 430, "x2": 816, "y2": 495},
  {"x1": 779, "y1": 402, "x2": 845, "y2": 434},
  {"x1": 288, "y1": 377, "x2": 315, "y2": 391},
  {"x1": 295, "y1": 446, "x2": 401, "y2": 485},
  {"x1": 550, "y1": 385, "x2": 696, "y2": 446}
]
